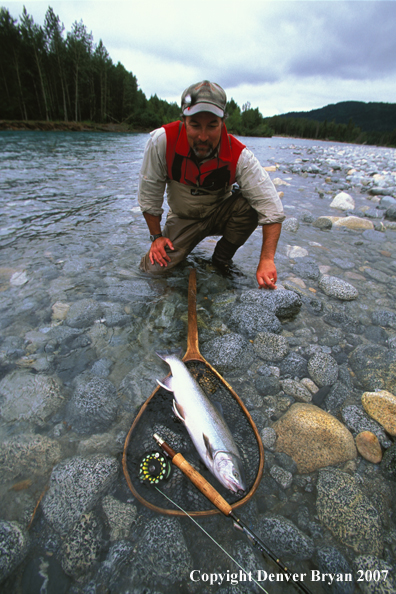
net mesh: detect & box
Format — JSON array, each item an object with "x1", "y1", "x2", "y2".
[{"x1": 124, "y1": 360, "x2": 262, "y2": 514}]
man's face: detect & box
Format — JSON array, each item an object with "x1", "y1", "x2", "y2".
[{"x1": 184, "y1": 112, "x2": 223, "y2": 160}]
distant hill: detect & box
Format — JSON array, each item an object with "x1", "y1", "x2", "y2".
[{"x1": 279, "y1": 101, "x2": 396, "y2": 133}]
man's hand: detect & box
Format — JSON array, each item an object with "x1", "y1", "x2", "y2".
[
  {"x1": 256, "y1": 222, "x2": 282, "y2": 289},
  {"x1": 256, "y1": 258, "x2": 277, "y2": 289},
  {"x1": 149, "y1": 236, "x2": 174, "y2": 266}
]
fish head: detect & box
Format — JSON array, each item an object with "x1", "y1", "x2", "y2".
[{"x1": 213, "y1": 451, "x2": 246, "y2": 494}]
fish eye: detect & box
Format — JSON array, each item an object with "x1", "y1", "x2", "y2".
[{"x1": 233, "y1": 471, "x2": 239, "y2": 478}]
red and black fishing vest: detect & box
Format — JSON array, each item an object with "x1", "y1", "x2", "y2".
[{"x1": 163, "y1": 120, "x2": 245, "y2": 193}]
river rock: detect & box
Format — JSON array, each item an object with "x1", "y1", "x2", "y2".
[
  {"x1": 333, "y1": 216, "x2": 374, "y2": 230},
  {"x1": 283, "y1": 217, "x2": 299, "y2": 232},
  {"x1": 280, "y1": 379, "x2": 312, "y2": 402},
  {"x1": 380, "y1": 444, "x2": 396, "y2": 481},
  {"x1": 0, "y1": 520, "x2": 29, "y2": 583},
  {"x1": 261, "y1": 427, "x2": 277, "y2": 450},
  {"x1": 0, "y1": 370, "x2": 64, "y2": 426},
  {"x1": 255, "y1": 375, "x2": 281, "y2": 396},
  {"x1": 42, "y1": 455, "x2": 118, "y2": 535},
  {"x1": 0, "y1": 434, "x2": 62, "y2": 484},
  {"x1": 227, "y1": 303, "x2": 281, "y2": 338},
  {"x1": 257, "y1": 514, "x2": 314, "y2": 561},
  {"x1": 330, "y1": 192, "x2": 355, "y2": 210},
  {"x1": 316, "y1": 468, "x2": 383, "y2": 556},
  {"x1": 361, "y1": 390, "x2": 396, "y2": 436},
  {"x1": 253, "y1": 332, "x2": 289, "y2": 362},
  {"x1": 348, "y1": 344, "x2": 396, "y2": 393},
  {"x1": 60, "y1": 512, "x2": 102, "y2": 580},
  {"x1": 65, "y1": 298, "x2": 104, "y2": 328},
  {"x1": 129, "y1": 516, "x2": 193, "y2": 586},
  {"x1": 201, "y1": 333, "x2": 254, "y2": 373},
  {"x1": 308, "y1": 351, "x2": 338, "y2": 387},
  {"x1": 273, "y1": 403, "x2": 357, "y2": 473},
  {"x1": 280, "y1": 352, "x2": 308, "y2": 378},
  {"x1": 318, "y1": 275, "x2": 358, "y2": 300},
  {"x1": 384, "y1": 205, "x2": 396, "y2": 221},
  {"x1": 355, "y1": 432, "x2": 382, "y2": 463},
  {"x1": 371, "y1": 309, "x2": 396, "y2": 328},
  {"x1": 269, "y1": 464, "x2": 293, "y2": 489},
  {"x1": 65, "y1": 375, "x2": 119, "y2": 435},
  {"x1": 314, "y1": 546, "x2": 354, "y2": 594},
  {"x1": 238, "y1": 288, "x2": 302, "y2": 320},
  {"x1": 352, "y1": 556, "x2": 395, "y2": 594},
  {"x1": 292, "y1": 257, "x2": 321, "y2": 280},
  {"x1": 312, "y1": 216, "x2": 333, "y2": 229},
  {"x1": 286, "y1": 245, "x2": 309, "y2": 258},
  {"x1": 102, "y1": 495, "x2": 137, "y2": 541},
  {"x1": 341, "y1": 405, "x2": 392, "y2": 448}
]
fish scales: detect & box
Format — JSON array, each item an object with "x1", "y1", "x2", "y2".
[{"x1": 156, "y1": 350, "x2": 246, "y2": 493}]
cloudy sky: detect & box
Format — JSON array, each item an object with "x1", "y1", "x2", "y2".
[{"x1": 3, "y1": 0, "x2": 396, "y2": 116}]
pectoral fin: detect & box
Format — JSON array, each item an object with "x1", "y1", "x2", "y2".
[
  {"x1": 157, "y1": 375, "x2": 175, "y2": 392},
  {"x1": 172, "y1": 399, "x2": 186, "y2": 422},
  {"x1": 203, "y1": 433, "x2": 215, "y2": 461}
]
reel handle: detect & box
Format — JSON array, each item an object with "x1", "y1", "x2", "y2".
[{"x1": 153, "y1": 434, "x2": 232, "y2": 516}]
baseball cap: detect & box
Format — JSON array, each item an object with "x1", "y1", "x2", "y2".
[{"x1": 181, "y1": 80, "x2": 227, "y2": 118}]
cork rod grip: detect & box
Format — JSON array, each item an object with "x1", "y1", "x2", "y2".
[{"x1": 172, "y1": 453, "x2": 232, "y2": 516}]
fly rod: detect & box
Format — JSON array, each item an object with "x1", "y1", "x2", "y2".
[{"x1": 153, "y1": 433, "x2": 313, "y2": 594}]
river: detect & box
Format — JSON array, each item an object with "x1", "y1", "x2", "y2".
[{"x1": 1, "y1": 130, "x2": 396, "y2": 593}]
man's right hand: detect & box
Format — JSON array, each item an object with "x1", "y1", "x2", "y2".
[{"x1": 149, "y1": 236, "x2": 175, "y2": 266}]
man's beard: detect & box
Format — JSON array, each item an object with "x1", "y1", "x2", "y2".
[{"x1": 192, "y1": 141, "x2": 214, "y2": 160}]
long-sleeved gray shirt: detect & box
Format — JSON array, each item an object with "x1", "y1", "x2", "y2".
[{"x1": 138, "y1": 126, "x2": 285, "y2": 226}]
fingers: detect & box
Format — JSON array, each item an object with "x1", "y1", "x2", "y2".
[
  {"x1": 256, "y1": 260, "x2": 277, "y2": 290},
  {"x1": 149, "y1": 237, "x2": 174, "y2": 267}
]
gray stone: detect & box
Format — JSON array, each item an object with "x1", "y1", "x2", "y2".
[
  {"x1": 0, "y1": 520, "x2": 29, "y2": 583},
  {"x1": 269, "y1": 464, "x2": 293, "y2": 489},
  {"x1": 42, "y1": 455, "x2": 118, "y2": 535},
  {"x1": 260, "y1": 427, "x2": 277, "y2": 451},
  {"x1": 313, "y1": 216, "x2": 333, "y2": 229},
  {"x1": 308, "y1": 352, "x2": 338, "y2": 387},
  {"x1": 254, "y1": 332, "x2": 289, "y2": 362},
  {"x1": 280, "y1": 351, "x2": 308, "y2": 378},
  {"x1": 60, "y1": 512, "x2": 102, "y2": 579},
  {"x1": 255, "y1": 375, "x2": 281, "y2": 396},
  {"x1": 280, "y1": 379, "x2": 312, "y2": 402},
  {"x1": 239, "y1": 288, "x2": 302, "y2": 320},
  {"x1": 228, "y1": 303, "x2": 281, "y2": 339},
  {"x1": 0, "y1": 370, "x2": 64, "y2": 426},
  {"x1": 103, "y1": 303, "x2": 131, "y2": 327},
  {"x1": 348, "y1": 344, "x2": 396, "y2": 393},
  {"x1": 385, "y1": 205, "x2": 396, "y2": 221},
  {"x1": 65, "y1": 375, "x2": 119, "y2": 435},
  {"x1": 201, "y1": 333, "x2": 254, "y2": 373},
  {"x1": 316, "y1": 468, "x2": 383, "y2": 556},
  {"x1": 283, "y1": 217, "x2": 299, "y2": 232},
  {"x1": 318, "y1": 275, "x2": 358, "y2": 301},
  {"x1": 257, "y1": 514, "x2": 314, "y2": 561},
  {"x1": 372, "y1": 309, "x2": 396, "y2": 329},
  {"x1": 65, "y1": 299, "x2": 104, "y2": 328},
  {"x1": 381, "y1": 444, "x2": 396, "y2": 481},
  {"x1": 0, "y1": 434, "x2": 62, "y2": 483},
  {"x1": 292, "y1": 257, "x2": 321, "y2": 280},
  {"x1": 323, "y1": 382, "x2": 350, "y2": 414},
  {"x1": 315, "y1": 546, "x2": 354, "y2": 594},
  {"x1": 362, "y1": 229, "x2": 386, "y2": 242},
  {"x1": 331, "y1": 258, "x2": 355, "y2": 270},
  {"x1": 352, "y1": 556, "x2": 395, "y2": 594},
  {"x1": 341, "y1": 405, "x2": 392, "y2": 448}
]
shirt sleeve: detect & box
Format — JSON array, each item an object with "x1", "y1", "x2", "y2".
[
  {"x1": 138, "y1": 127, "x2": 168, "y2": 217},
  {"x1": 235, "y1": 147, "x2": 285, "y2": 225}
]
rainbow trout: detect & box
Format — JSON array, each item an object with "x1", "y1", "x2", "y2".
[{"x1": 156, "y1": 350, "x2": 246, "y2": 494}]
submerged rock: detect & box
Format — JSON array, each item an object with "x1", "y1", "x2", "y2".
[
  {"x1": 352, "y1": 556, "x2": 395, "y2": 594},
  {"x1": 361, "y1": 390, "x2": 396, "y2": 437},
  {"x1": 318, "y1": 275, "x2": 358, "y2": 300},
  {"x1": 0, "y1": 520, "x2": 29, "y2": 583},
  {"x1": 65, "y1": 375, "x2": 119, "y2": 435},
  {"x1": 341, "y1": 405, "x2": 392, "y2": 449},
  {"x1": 330, "y1": 192, "x2": 355, "y2": 211},
  {"x1": 273, "y1": 403, "x2": 357, "y2": 473},
  {"x1": 65, "y1": 298, "x2": 104, "y2": 328},
  {"x1": 316, "y1": 468, "x2": 383, "y2": 556},
  {"x1": 349, "y1": 344, "x2": 396, "y2": 393},
  {"x1": 308, "y1": 351, "x2": 339, "y2": 387},
  {"x1": 314, "y1": 546, "x2": 354, "y2": 594},
  {"x1": 0, "y1": 434, "x2": 62, "y2": 483},
  {"x1": 0, "y1": 370, "x2": 64, "y2": 426},
  {"x1": 201, "y1": 333, "x2": 254, "y2": 373},
  {"x1": 355, "y1": 431, "x2": 382, "y2": 464},
  {"x1": 60, "y1": 512, "x2": 102, "y2": 580},
  {"x1": 42, "y1": 455, "x2": 118, "y2": 535},
  {"x1": 257, "y1": 513, "x2": 314, "y2": 561},
  {"x1": 253, "y1": 332, "x2": 289, "y2": 362}
]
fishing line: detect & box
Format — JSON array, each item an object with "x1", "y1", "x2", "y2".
[{"x1": 155, "y1": 485, "x2": 269, "y2": 594}]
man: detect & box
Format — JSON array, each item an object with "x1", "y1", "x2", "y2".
[{"x1": 139, "y1": 80, "x2": 285, "y2": 289}]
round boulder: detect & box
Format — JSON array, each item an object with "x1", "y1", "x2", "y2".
[
  {"x1": 361, "y1": 390, "x2": 396, "y2": 437},
  {"x1": 273, "y1": 403, "x2": 357, "y2": 473},
  {"x1": 308, "y1": 352, "x2": 339, "y2": 387},
  {"x1": 318, "y1": 275, "x2": 358, "y2": 301}
]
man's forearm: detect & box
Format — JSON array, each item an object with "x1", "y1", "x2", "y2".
[
  {"x1": 260, "y1": 222, "x2": 282, "y2": 261},
  {"x1": 143, "y1": 212, "x2": 162, "y2": 235}
]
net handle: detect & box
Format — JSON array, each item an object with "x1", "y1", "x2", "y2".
[{"x1": 184, "y1": 268, "x2": 203, "y2": 361}]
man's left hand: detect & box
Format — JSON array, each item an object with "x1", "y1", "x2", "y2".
[{"x1": 256, "y1": 258, "x2": 277, "y2": 289}]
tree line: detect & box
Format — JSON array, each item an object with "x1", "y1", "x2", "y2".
[{"x1": 1, "y1": 5, "x2": 395, "y2": 147}]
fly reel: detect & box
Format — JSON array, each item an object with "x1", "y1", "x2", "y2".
[{"x1": 139, "y1": 452, "x2": 172, "y2": 485}]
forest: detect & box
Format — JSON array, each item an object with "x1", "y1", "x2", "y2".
[{"x1": 1, "y1": 6, "x2": 395, "y2": 146}]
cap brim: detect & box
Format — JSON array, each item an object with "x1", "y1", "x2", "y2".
[{"x1": 182, "y1": 102, "x2": 224, "y2": 118}]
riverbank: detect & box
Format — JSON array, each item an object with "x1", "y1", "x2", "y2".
[{"x1": 0, "y1": 120, "x2": 144, "y2": 133}]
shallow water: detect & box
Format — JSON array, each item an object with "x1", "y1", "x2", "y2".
[{"x1": 1, "y1": 131, "x2": 396, "y2": 593}]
